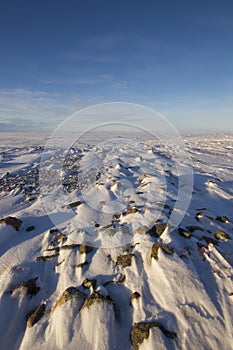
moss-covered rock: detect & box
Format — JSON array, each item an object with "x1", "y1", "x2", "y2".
[
  {"x1": 116, "y1": 254, "x2": 134, "y2": 268},
  {"x1": 51, "y1": 286, "x2": 86, "y2": 314},
  {"x1": 27, "y1": 303, "x2": 46, "y2": 328},
  {"x1": 130, "y1": 321, "x2": 177, "y2": 349}
]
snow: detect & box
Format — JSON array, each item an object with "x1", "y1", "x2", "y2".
[{"x1": 0, "y1": 132, "x2": 233, "y2": 349}]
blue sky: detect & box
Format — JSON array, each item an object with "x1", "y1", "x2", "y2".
[{"x1": 0, "y1": 0, "x2": 233, "y2": 132}]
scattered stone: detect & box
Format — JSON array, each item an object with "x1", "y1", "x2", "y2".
[
  {"x1": 130, "y1": 292, "x2": 141, "y2": 306},
  {"x1": 76, "y1": 261, "x2": 88, "y2": 268},
  {"x1": 151, "y1": 244, "x2": 160, "y2": 260},
  {"x1": 215, "y1": 230, "x2": 231, "y2": 240},
  {"x1": 178, "y1": 228, "x2": 192, "y2": 238},
  {"x1": 10, "y1": 277, "x2": 40, "y2": 297},
  {"x1": 133, "y1": 226, "x2": 148, "y2": 235},
  {"x1": 65, "y1": 200, "x2": 82, "y2": 209},
  {"x1": 116, "y1": 254, "x2": 134, "y2": 268},
  {"x1": 202, "y1": 236, "x2": 219, "y2": 246},
  {"x1": 35, "y1": 254, "x2": 59, "y2": 262},
  {"x1": 160, "y1": 244, "x2": 174, "y2": 255},
  {"x1": 27, "y1": 303, "x2": 46, "y2": 328},
  {"x1": 151, "y1": 243, "x2": 174, "y2": 261},
  {"x1": 50, "y1": 228, "x2": 59, "y2": 234},
  {"x1": 82, "y1": 278, "x2": 97, "y2": 289},
  {"x1": 53, "y1": 233, "x2": 66, "y2": 243},
  {"x1": 147, "y1": 223, "x2": 168, "y2": 237},
  {"x1": 216, "y1": 216, "x2": 229, "y2": 223},
  {"x1": 124, "y1": 207, "x2": 139, "y2": 216},
  {"x1": 186, "y1": 225, "x2": 204, "y2": 233},
  {"x1": 0, "y1": 216, "x2": 22, "y2": 231},
  {"x1": 131, "y1": 321, "x2": 177, "y2": 349},
  {"x1": 79, "y1": 243, "x2": 93, "y2": 255},
  {"x1": 26, "y1": 226, "x2": 35, "y2": 232},
  {"x1": 51, "y1": 287, "x2": 86, "y2": 314}
]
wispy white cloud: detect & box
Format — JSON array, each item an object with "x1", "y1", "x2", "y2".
[{"x1": 0, "y1": 88, "x2": 83, "y2": 130}]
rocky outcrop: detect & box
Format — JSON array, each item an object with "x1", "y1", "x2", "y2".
[
  {"x1": 0, "y1": 216, "x2": 22, "y2": 231},
  {"x1": 51, "y1": 287, "x2": 86, "y2": 314},
  {"x1": 116, "y1": 254, "x2": 134, "y2": 268},
  {"x1": 27, "y1": 303, "x2": 46, "y2": 328},
  {"x1": 131, "y1": 321, "x2": 177, "y2": 349},
  {"x1": 10, "y1": 277, "x2": 40, "y2": 297},
  {"x1": 147, "y1": 223, "x2": 168, "y2": 237}
]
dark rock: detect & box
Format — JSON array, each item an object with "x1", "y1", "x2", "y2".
[
  {"x1": 50, "y1": 228, "x2": 59, "y2": 234},
  {"x1": 35, "y1": 254, "x2": 59, "y2": 262},
  {"x1": 81, "y1": 292, "x2": 115, "y2": 311},
  {"x1": 147, "y1": 223, "x2": 168, "y2": 237},
  {"x1": 215, "y1": 230, "x2": 231, "y2": 240},
  {"x1": 130, "y1": 292, "x2": 141, "y2": 306},
  {"x1": 160, "y1": 244, "x2": 174, "y2": 255},
  {"x1": 26, "y1": 226, "x2": 35, "y2": 232},
  {"x1": 0, "y1": 216, "x2": 22, "y2": 231},
  {"x1": 116, "y1": 254, "x2": 134, "y2": 268},
  {"x1": 10, "y1": 277, "x2": 40, "y2": 297},
  {"x1": 27, "y1": 303, "x2": 46, "y2": 328},
  {"x1": 216, "y1": 216, "x2": 229, "y2": 223},
  {"x1": 178, "y1": 228, "x2": 192, "y2": 238},
  {"x1": 66, "y1": 200, "x2": 82, "y2": 209},
  {"x1": 76, "y1": 261, "x2": 88, "y2": 268},
  {"x1": 186, "y1": 225, "x2": 204, "y2": 233},
  {"x1": 82, "y1": 278, "x2": 97, "y2": 289},
  {"x1": 151, "y1": 244, "x2": 160, "y2": 260},
  {"x1": 51, "y1": 286, "x2": 86, "y2": 314},
  {"x1": 202, "y1": 236, "x2": 219, "y2": 245},
  {"x1": 79, "y1": 243, "x2": 93, "y2": 255},
  {"x1": 131, "y1": 321, "x2": 177, "y2": 349}
]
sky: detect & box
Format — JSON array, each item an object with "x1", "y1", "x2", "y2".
[{"x1": 0, "y1": 0, "x2": 233, "y2": 132}]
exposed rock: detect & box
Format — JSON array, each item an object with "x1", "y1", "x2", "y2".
[
  {"x1": 27, "y1": 303, "x2": 46, "y2": 328},
  {"x1": 133, "y1": 226, "x2": 148, "y2": 235},
  {"x1": 53, "y1": 233, "x2": 66, "y2": 243},
  {"x1": 82, "y1": 278, "x2": 97, "y2": 289},
  {"x1": 147, "y1": 223, "x2": 168, "y2": 237},
  {"x1": 216, "y1": 216, "x2": 229, "y2": 223},
  {"x1": 10, "y1": 277, "x2": 40, "y2": 297},
  {"x1": 0, "y1": 216, "x2": 22, "y2": 231},
  {"x1": 81, "y1": 292, "x2": 115, "y2": 311},
  {"x1": 131, "y1": 321, "x2": 177, "y2": 349},
  {"x1": 76, "y1": 261, "x2": 88, "y2": 268},
  {"x1": 202, "y1": 236, "x2": 219, "y2": 246},
  {"x1": 178, "y1": 228, "x2": 192, "y2": 238},
  {"x1": 186, "y1": 225, "x2": 204, "y2": 233},
  {"x1": 116, "y1": 254, "x2": 134, "y2": 268},
  {"x1": 66, "y1": 200, "x2": 82, "y2": 209},
  {"x1": 130, "y1": 292, "x2": 141, "y2": 306},
  {"x1": 215, "y1": 230, "x2": 231, "y2": 240},
  {"x1": 35, "y1": 254, "x2": 59, "y2": 262},
  {"x1": 26, "y1": 226, "x2": 35, "y2": 232},
  {"x1": 51, "y1": 287, "x2": 86, "y2": 314},
  {"x1": 79, "y1": 243, "x2": 93, "y2": 254},
  {"x1": 160, "y1": 244, "x2": 174, "y2": 255},
  {"x1": 50, "y1": 228, "x2": 59, "y2": 234},
  {"x1": 123, "y1": 207, "x2": 139, "y2": 216},
  {"x1": 151, "y1": 243, "x2": 174, "y2": 261},
  {"x1": 151, "y1": 244, "x2": 160, "y2": 260}
]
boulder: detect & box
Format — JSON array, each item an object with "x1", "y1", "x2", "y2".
[{"x1": 0, "y1": 216, "x2": 22, "y2": 231}]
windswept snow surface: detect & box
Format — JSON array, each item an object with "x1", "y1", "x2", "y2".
[{"x1": 0, "y1": 132, "x2": 233, "y2": 350}]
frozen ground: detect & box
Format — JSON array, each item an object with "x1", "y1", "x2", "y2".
[{"x1": 0, "y1": 132, "x2": 232, "y2": 350}]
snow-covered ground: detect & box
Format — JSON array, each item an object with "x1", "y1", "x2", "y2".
[{"x1": 0, "y1": 132, "x2": 232, "y2": 350}]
